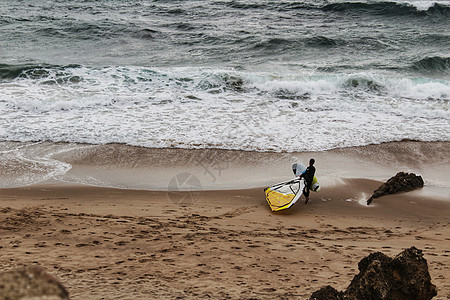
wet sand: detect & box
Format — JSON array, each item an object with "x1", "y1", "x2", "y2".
[{"x1": 1, "y1": 141, "x2": 449, "y2": 299}]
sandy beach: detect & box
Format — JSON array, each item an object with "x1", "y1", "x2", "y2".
[
  {"x1": 2, "y1": 1, "x2": 450, "y2": 298},
  {"x1": 1, "y1": 141, "x2": 449, "y2": 299}
]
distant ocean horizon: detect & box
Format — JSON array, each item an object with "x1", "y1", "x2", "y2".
[{"x1": 1, "y1": 0, "x2": 449, "y2": 152}]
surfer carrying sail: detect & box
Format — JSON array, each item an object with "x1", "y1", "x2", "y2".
[
  {"x1": 265, "y1": 160, "x2": 319, "y2": 211},
  {"x1": 292, "y1": 159, "x2": 316, "y2": 204}
]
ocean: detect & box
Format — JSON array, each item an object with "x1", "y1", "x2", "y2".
[{"x1": 1, "y1": 0, "x2": 449, "y2": 152}]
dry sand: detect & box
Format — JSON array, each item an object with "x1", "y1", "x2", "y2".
[{"x1": 1, "y1": 141, "x2": 449, "y2": 299}]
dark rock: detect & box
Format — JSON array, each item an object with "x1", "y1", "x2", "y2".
[
  {"x1": 367, "y1": 172, "x2": 424, "y2": 205},
  {"x1": 0, "y1": 266, "x2": 69, "y2": 299},
  {"x1": 345, "y1": 247, "x2": 436, "y2": 300},
  {"x1": 309, "y1": 285, "x2": 343, "y2": 300},
  {"x1": 388, "y1": 247, "x2": 438, "y2": 300},
  {"x1": 310, "y1": 247, "x2": 437, "y2": 300}
]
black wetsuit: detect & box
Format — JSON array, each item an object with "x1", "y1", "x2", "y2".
[{"x1": 301, "y1": 165, "x2": 316, "y2": 198}]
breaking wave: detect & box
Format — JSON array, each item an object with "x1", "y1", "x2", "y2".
[
  {"x1": 0, "y1": 64, "x2": 82, "y2": 81},
  {"x1": 412, "y1": 57, "x2": 450, "y2": 74},
  {"x1": 213, "y1": 1, "x2": 450, "y2": 16},
  {"x1": 322, "y1": 2, "x2": 450, "y2": 17},
  {"x1": 0, "y1": 64, "x2": 448, "y2": 152}
]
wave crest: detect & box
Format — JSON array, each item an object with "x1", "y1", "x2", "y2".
[
  {"x1": 322, "y1": 2, "x2": 450, "y2": 17},
  {"x1": 412, "y1": 57, "x2": 450, "y2": 74},
  {"x1": 0, "y1": 64, "x2": 82, "y2": 82}
]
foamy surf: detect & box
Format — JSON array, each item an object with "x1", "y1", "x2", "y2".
[
  {"x1": 1, "y1": 66, "x2": 448, "y2": 152},
  {"x1": 0, "y1": 142, "x2": 92, "y2": 188}
]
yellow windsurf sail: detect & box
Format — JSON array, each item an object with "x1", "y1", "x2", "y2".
[{"x1": 265, "y1": 178, "x2": 304, "y2": 212}]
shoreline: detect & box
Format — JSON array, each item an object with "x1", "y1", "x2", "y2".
[{"x1": 1, "y1": 140, "x2": 449, "y2": 194}]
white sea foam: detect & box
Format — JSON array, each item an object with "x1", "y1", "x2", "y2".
[
  {"x1": 0, "y1": 142, "x2": 92, "y2": 188},
  {"x1": 396, "y1": 0, "x2": 446, "y2": 11},
  {"x1": 0, "y1": 66, "x2": 449, "y2": 152}
]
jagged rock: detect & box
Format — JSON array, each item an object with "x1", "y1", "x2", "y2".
[
  {"x1": 367, "y1": 172, "x2": 424, "y2": 205},
  {"x1": 0, "y1": 266, "x2": 69, "y2": 300},
  {"x1": 309, "y1": 285, "x2": 343, "y2": 300},
  {"x1": 345, "y1": 247, "x2": 436, "y2": 300},
  {"x1": 310, "y1": 247, "x2": 437, "y2": 300}
]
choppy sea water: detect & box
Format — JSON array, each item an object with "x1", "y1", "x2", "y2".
[{"x1": 1, "y1": 0, "x2": 449, "y2": 152}]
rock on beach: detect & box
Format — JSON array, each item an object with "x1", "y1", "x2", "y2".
[
  {"x1": 310, "y1": 247, "x2": 437, "y2": 300},
  {"x1": 367, "y1": 172, "x2": 424, "y2": 205}
]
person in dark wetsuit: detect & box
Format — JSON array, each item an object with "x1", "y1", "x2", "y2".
[{"x1": 299, "y1": 158, "x2": 315, "y2": 204}]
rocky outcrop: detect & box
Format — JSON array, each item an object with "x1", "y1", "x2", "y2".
[
  {"x1": 367, "y1": 172, "x2": 424, "y2": 205},
  {"x1": 310, "y1": 247, "x2": 437, "y2": 300},
  {"x1": 0, "y1": 266, "x2": 69, "y2": 300},
  {"x1": 346, "y1": 247, "x2": 436, "y2": 299},
  {"x1": 310, "y1": 285, "x2": 343, "y2": 300}
]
